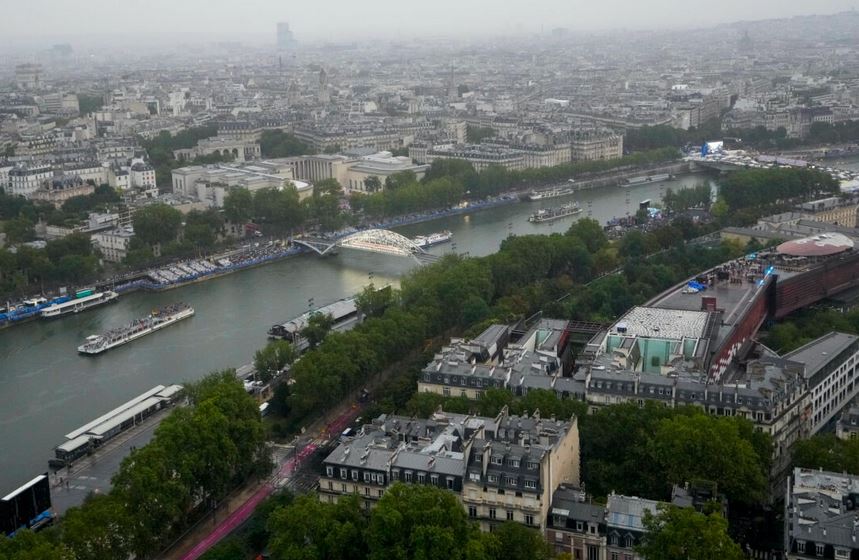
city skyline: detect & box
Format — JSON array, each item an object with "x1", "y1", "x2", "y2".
[{"x1": 0, "y1": 0, "x2": 857, "y2": 46}]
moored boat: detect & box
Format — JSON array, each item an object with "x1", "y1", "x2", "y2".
[
  {"x1": 528, "y1": 202, "x2": 582, "y2": 223},
  {"x1": 41, "y1": 290, "x2": 118, "y2": 319}
]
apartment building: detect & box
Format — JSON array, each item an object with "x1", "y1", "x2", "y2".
[
  {"x1": 319, "y1": 407, "x2": 580, "y2": 532},
  {"x1": 784, "y1": 332, "x2": 859, "y2": 434},
  {"x1": 570, "y1": 132, "x2": 624, "y2": 162},
  {"x1": 8, "y1": 163, "x2": 53, "y2": 198},
  {"x1": 784, "y1": 468, "x2": 859, "y2": 560},
  {"x1": 92, "y1": 227, "x2": 134, "y2": 263}
]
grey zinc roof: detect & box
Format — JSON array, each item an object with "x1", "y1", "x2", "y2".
[
  {"x1": 785, "y1": 332, "x2": 859, "y2": 380},
  {"x1": 789, "y1": 468, "x2": 859, "y2": 549},
  {"x1": 392, "y1": 450, "x2": 462, "y2": 477},
  {"x1": 551, "y1": 486, "x2": 606, "y2": 525}
]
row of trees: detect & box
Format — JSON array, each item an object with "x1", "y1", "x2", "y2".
[
  {"x1": 267, "y1": 485, "x2": 554, "y2": 560},
  {"x1": 793, "y1": 434, "x2": 859, "y2": 474},
  {"x1": 274, "y1": 215, "x2": 737, "y2": 430},
  {"x1": 718, "y1": 167, "x2": 839, "y2": 210},
  {"x1": 223, "y1": 178, "x2": 350, "y2": 234},
  {"x1": 624, "y1": 119, "x2": 859, "y2": 152},
  {"x1": 4, "y1": 372, "x2": 270, "y2": 560},
  {"x1": 764, "y1": 307, "x2": 859, "y2": 353},
  {"x1": 348, "y1": 148, "x2": 679, "y2": 220},
  {"x1": 0, "y1": 233, "x2": 101, "y2": 296},
  {"x1": 259, "y1": 130, "x2": 312, "y2": 158}
]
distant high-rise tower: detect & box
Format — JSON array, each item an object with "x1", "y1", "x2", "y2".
[
  {"x1": 318, "y1": 68, "x2": 330, "y2": 105},
  {"x1": 447, "y1": 63, "x2": 457, "y2": 102},
  {"x1": 277, "y1": 22, "x2": 297, "y2": 50},
  {"x1": 739, "y1": 29, "x2": 754, "y2": 52}
]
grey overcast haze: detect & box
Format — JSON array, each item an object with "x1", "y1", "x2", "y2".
[{"x1": 0, "y1": 0, "x2": 857, "y2": 44}]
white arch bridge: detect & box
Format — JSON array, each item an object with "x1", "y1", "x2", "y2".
[{"x1": 293, "y1": 229, "x2": 441, "y2": 264}]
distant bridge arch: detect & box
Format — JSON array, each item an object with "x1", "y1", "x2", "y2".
[{"x1": 293, "y1": 229, "x2": 439, "y2": 263}]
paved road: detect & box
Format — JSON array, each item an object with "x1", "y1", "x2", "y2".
[
  {"x1": 178, "y1": 406, "x2": 358, "y2": 560},
  {"x1": 51, "y1": 407, "x2": 173, "y2": 515}
]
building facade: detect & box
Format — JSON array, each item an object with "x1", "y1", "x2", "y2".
[
  {"x1": 92, "y1": 227, "x2": 134, "y2": 263},
  {"x1": 319, "y1": 408, "x2": 580, "y2": 532},
  {"x1": 784, "y1": 468, "x2": 859, "y2": 560},
  {"x1": 570, "y1": 133, "x2": 624, "y2": 161},
  {"x1": 8, "y1": 164, "x2": 53, "y2": 198}
]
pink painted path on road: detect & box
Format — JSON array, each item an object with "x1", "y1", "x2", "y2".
[{"x1": 178, "y1": 406, "x2": 357, "y2": 560}]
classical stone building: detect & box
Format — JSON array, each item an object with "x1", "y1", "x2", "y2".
[{"x1": 319, "y1": 408, "x2": 580, "y2": 532}]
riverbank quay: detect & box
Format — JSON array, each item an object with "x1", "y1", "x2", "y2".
[
  {"x1": 2, "y1": 161, "x2": 697, "y2": 321},
  {"x1": 108, "y1": 194, "x2": 521, "y2": 294},
  {"x1": 49, "y1": 405, "x2": 174, "y2": 515}
]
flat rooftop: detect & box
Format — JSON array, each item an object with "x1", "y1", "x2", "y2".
[
  {"x1": 612, "y1": 307, "x2": 709, "y2": 340},
  {"x1": 785, "y1": 331, "x2": 859, "y2": 379}
]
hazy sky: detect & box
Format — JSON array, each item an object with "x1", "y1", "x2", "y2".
[{"x1": 0, "y1": 0, "x2": 856, "y2": 43}]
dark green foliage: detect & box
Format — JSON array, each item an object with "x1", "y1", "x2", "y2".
[
  {"x1": 355, "y1": 284, "x2": 396, "y2": 318},
  {"x1": 77, "y1": 94, "x2": 104, "y2": 115},
  {"x1": 792, "y1": 434, "x2": 859, "y2": 473},
  {"x1": 198, "y1": 537, "x2": 246, "y2": 560},
  {"x1": 303, "y1": 179, "x2": 346, "y2": 232},
  {"x1": 0, "y1": 232, "x2": 101, "y2": 296},
  {"x1": 580, "y1": 404, "x2": 770, "y2": 505},
  {"x1": 763, "y1": 307, "x2": 859, "y2": 353},
  {"x1": 253, "y1": 186, "x2": 305, "y2": 233},
  {"x1": 60, "y1": 184, "x2": 120, "y2": 216},
  {"x1": 264, "y1": 484, "x2": 551, "y2": 560},
  {"x1": 183, "y1": 209, "x2": 224, "y2": 249},
  {"x1": 260, "y1": 130, "x2": 312, "y2": 158},
  {"x1": 466, "y1": 125, "x2": 496, "y2": 144},
  {"x1": 662, "y1": 184, "x2": 711, "y2": 213},
  {"x1": 637, "y1": 505, "x2": 744, "y2": 560},
  {"x1": 302, "y1": 311, "x2": 336, "y2": 349},
  {"x1": 140, "y1": 125, "x2": 219, "y2": 187},
  {"x1": 254, "y1": 340, "x2": 296, "y2": 382},
  {"x1": 719, "y1": 168, "x2": 838, "y2": 210},
  {"x1": 115, "y1": 372, "x2": 268, "y2": 556},
  {"x1": 223, "y1": 188, "x2": 254, "y2": 224},
  {"x1": 268, "y1": 494, "x2": 368, "y2": 560},
  {"x1": 132, "y1": 203, "x2": 183, "y2": 246},
  {"x1": 0, "y1": 529, "x2": 74, "y2": 559},
  {"x1": 492, "y1": 522, "x2": 554, "y2": 560},
  {"x1": 365, "y1": 483, "x2": 488, "y2": 560},
  {"x1": 0, "y1": 373, "x2": 268, "y2": 559}
]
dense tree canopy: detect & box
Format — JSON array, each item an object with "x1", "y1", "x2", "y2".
[
  {"x1": 637, "y1": 505, "x2": 745, "y2": 560},
  {"x1": 222, "y1": 188, "x2": 254, "y2": 224},
  {"x1": 253, "y1": 186, "x2": 305, "y2": 233},
  {"x1": 46, "y1": 372, "x2": 269, "y2": 559},
  {"x1": 366, "y1": 483, "x2": 493, "y2": 560},
  {"x1": 254, "y1": 340, "x2": 296, "y2": 382},
  {"x1": 132, "y1": 203, "x2": 183, "y2": 246},
  {"x1": 764, "y1": 307, "x2": 859, "y2": 353},
  {"x1": 719, "y1": 168, "x2": 838, "y2": 211},
  {"x1": 260, "y1": 130, "x2": 312, "y2": 158},
  {"x1": 792, "y1": 434, "x2": 859, "y2": 474}
]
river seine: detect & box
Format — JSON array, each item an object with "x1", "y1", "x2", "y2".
[{"x1": 0, "y1": 174, "x2": 710, "y2": 490}]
